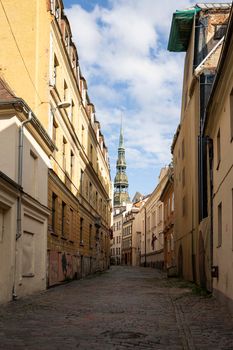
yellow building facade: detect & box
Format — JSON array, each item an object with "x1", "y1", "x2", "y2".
[
  {"x1": 0, "y1": 0, "x2": 112, "y2": 286},
  {"x1": 169, "y1": 4, "x2": 231, "y2": 289},
  {"x1": 204, "y1": 8, "x2": 233, "y2": 311}
]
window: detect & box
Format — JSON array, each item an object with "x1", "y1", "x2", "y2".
[
  {"x1": 80, "y1": 169, "x2": 84, "y2": 194},
  {"x1": 89, "y1": 224, "x2": 92, "y2": 248},
  {"x1": 182, "y1": 167, "x2": 185, "y2": 187},
  {"x1": 81, "y1": 125, "x2": 85, "y2": 147},
  {"x1": 182, "y1": 139, "x2": 185, "y2": 159},
  {"x1": 70, "y1": 150, "x2": 74, "y2": 180},
  {"x1": 158, "y1": 204, "x2": 162, "y2": 223},
  {"x1": 69, "y1": 208, "x2": 74, "y2": 240},
  {"x1": 217, "y1": 128, "x2": 221, "y2": 169},
  {"x1": 63, "y1": 80, "x2": 68, "y2": 101},
  {"x1": 70, "y1": 99, "x2": 74, "y2": 123},
  {"x1": 61, "y1": 201, "x2": 66, "y2": 237},
  {"x1": 230, "y1": 88, "x2": 233, "y2": 141},
  {"x1": 22, "y1": 232, "x2": 34, "y2": 277},
  {"x1": 171, "y1": 193, "x2": 174, "y2": 212},
  {"x1": 100, "y1": 198, "x2": 102, "y2": 213},
  {"x1": 0, "y1": 208, "x2": 5, "y2": 243},
  {"x1": 165, "y1": 204, "x2": 168, "y2": 220},
  {"x1": 53, "y1": 55, "x2": 59, "y2": 86},
  {"x1": 80, "y1": 218, "x2": 84, "y2": 244},
  {"x1": 51, "y1": 193, "x2": 57, "y2": 232},
  {"x1": 29, "y1": 150, "x2": 38, "y2": 197},
  {"x1": 182, "y1": 196, "x2": 186, "y2": 217},
  {"x1": 232, "y1": 190, "x2": 233, "y2": 251},
  {"x1": 65, "y1": 30, "x2": 69, "y2": 48},
  {"x1": 95, "y1": 191, "x2": 98, "y2": 208},
  {"x1": 214, "y1": 24, "x2": 227, "y2": 40},
  {"x1": 218, "y1": 202, "x2": 222, "y2": 247},
  {"x1": 171, "y1": 234, "x2": 174, "y2": 251},
  {"x1": 52, "y1": 117, "x2": 58, "y2": 144},
  {"x1": 62, "y1": 137, "x2": 67, "y2": 171},
  {"x1": 89, "y1": 182, "x2": 92, "y2": 203},
  {"x1": 90, "y1": 144, "x2": 93, "y2": 164}
]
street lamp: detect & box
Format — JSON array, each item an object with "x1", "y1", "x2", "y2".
[{"x1": 57, "y1": 101, "x2": 71, "y2": 109}]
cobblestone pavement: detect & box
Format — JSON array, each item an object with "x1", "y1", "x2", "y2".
[{"x1": 1, "y1": 266, "x2": 233, "y2": 349}]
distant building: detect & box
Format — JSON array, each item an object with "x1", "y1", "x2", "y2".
[
  {"x1": 122, "y1": 207, "x2": 140, "y2": 265},
  {"x1": 111, "y1": 206, "x2": 125, "y2": 265},
  {"x1": 140, "y1": 167, "x2": 169, "y2": 268},
  {"x1": 132, "y1": 192, "x2": 143, "y2": 203},
  {"x1": 159, "y1": 167, "x2": 175, "y2": 274}
]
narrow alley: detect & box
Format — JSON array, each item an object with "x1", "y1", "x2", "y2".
[{"x1": 1, "y1": 267, "x2": 233, "y2": 350}]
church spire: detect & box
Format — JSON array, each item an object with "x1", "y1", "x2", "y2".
[{"x1": 114, "y1": 120, "x2": 130, "y2": 207}]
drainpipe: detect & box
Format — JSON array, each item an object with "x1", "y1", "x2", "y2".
[
  {"x1": 16, "y1": 111, "x2": 33, "y2": 239},
  {"x1": 207, "y1": 136, "x2": 214, "y2": 290},
  {"x1": 13, "y1": 110, "x2": 33, "y2": 300},
  {"x1": 144, "y1": 206, "x2": 147, "y2": 267}
]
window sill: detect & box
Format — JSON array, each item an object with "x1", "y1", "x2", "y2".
[
  {"x1": 61, "y1": 236, "x2": 67, "y2": 241},
  {"x1": 51, "y1": 231, "x2": 58, "y2": 237},
  {"x1": 22, "y1": 273, "x2": 35, "y2": 278}
]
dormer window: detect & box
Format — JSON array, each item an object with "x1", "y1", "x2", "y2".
[
  {"x1": 214, "y1": 24, "x2": 227, "y2": 40},
  {"x1": 51, "y1": 0, "x2": 61, "y2": 21},
  {"x1": 65, "y1": 31, "x2": 69, "y2": 47},
  {"x1": 55, "y1": 5, "x2": 60, "y2": 20},
  {"x1": 72, "y1": 53, "x2": 76, "y2": 69}
]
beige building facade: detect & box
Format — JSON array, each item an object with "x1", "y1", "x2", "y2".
[
  {"x1": 204, "y1": 8, "x2": 233, "y2": 310},
  {"x1": 111, "y1": 207, "x2": 125, "y2": 265},
  {"x1": 169, "y1": 3, "x2": 231, "y2": 289},
  {"x1": 0, "y1": 0, "x2": 112, "y2": 288},
  {"x1": 140, "y1": 168, "x2": 169, "y2": 268},
  {"x1": 0, "y1": 80, "x2": 52, "y2": 303}
]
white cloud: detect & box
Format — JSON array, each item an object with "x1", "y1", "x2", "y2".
[{"x1": 64, "y1": 0, "x2": 227, "y2": 193}]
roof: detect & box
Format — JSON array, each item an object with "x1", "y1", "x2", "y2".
[
  {"x1": 0, "y1": 77, "x2": 55, "y2": 152},
  {"x1": 159, "y1": 174, "x2": 174, "y2": 202},
  {"x1": 0, "y1": 78, "x2": 18, "y2": 101},
  {"x1": 204, "y1": 4, "x2": 233, "y2": 132},
  {"x1": 168, "y1": 3, "x2": 232, "y2": 52},
  {"x1": 196, "y1": 3, "x2": 231, "y2": 10},
  {"x1": 167, "y1": 7, "x2": 201, "y2": 52}
]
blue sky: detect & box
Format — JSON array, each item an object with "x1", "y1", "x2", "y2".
[{"x1": 62, "y1": 0, "x2": 224, "y2": 198}]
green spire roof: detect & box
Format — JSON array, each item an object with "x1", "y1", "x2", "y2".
[{"x1": 114, "y1": 122, "x2": 130, "y2": 206}]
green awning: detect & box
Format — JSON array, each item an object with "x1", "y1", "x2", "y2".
[{"x1": 167, "y1": 7, "x2": 201, "y2": 52}]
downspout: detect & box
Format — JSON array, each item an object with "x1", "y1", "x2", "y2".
[
  {"x1": 207, "y1": 136, "x2": 214, "y2": 291},
  {"x1": 12, "y1": 110, "x2": 33, "y2": 300},
  {"x1": 144, "y1": 206, "x2": 147, "y2": 267},
  {"x1": 16, "y1": 111, "x2": 33, "y2": 239}
]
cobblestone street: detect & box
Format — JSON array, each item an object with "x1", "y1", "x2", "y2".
[{"x1": 1, "y1": 266, "x2": 233, "y2": 349}]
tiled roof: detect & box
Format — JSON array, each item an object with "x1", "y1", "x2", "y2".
[
  {"x1": 196, "y1": 3, "x2": 232, "y2": 10},
  {"x1": 0, "y1": 78, "x2": 17, "y2": 101}
]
